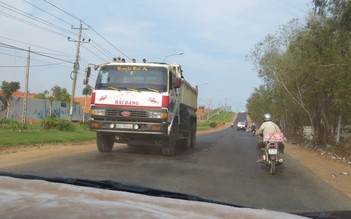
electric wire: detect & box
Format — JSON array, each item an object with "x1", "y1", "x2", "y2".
[
  {"x1": 1, "y1": 0, "x2": 128, "y2": 93},
  {"x1": 23, "y1": 0, "x2": 72, "y2": 27},
  {"x1": 18, "y1": 0, "x2": 121, "y2": 63},
  {"x1": 41, "y1": 0, "x2": 132, "y2": 60},
  {"x1": 0, "y1": 1, "x2": 76, "y2": 37},
  {"x1": 0, "y1": 62, "x2": 68, "y2": 68},
  {"x1": 42, "y1": 0, "x2": 81, "y2": 22},
  {"x1": 0, "y1": 10, "x2": 68, "y2": 38},
  {"x1": 0, "y1": 42, "x2": 74, "y2": 64},
  {"x1": 81, "y1": 43, "x2": 109, "y2": 62},
  {"x1": 0, "y1": 35, "x2": 74, "y2": 58}
]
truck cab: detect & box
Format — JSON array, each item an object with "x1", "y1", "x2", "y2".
[{"x1": 87, "y1": 59, "x2": 198, "y2": 156}]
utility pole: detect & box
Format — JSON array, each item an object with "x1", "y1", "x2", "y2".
[
  {"x1": 22, "y1": 47, "x2": 30, "y2": 124},
  {"x1": 68, "y1": 20, "x2": 89, "y2": 121}
]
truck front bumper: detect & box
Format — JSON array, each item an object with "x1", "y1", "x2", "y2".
[{"x1": 89, "y1": 119, "x2": 169, "y2": 135}]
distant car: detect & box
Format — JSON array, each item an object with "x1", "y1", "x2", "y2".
[{"x1": 236, "y1": 122, "x2": 246, "y2": 131}]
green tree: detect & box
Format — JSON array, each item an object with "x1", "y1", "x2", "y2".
[
  {"x1": 51, "y1": 86, "x2": 70, "y2": 103},
  {"x1": 34, "y1": 90, "x2": 49, "y2": 99},
  {"x1": 0, "y1": 81, "x2": 20, "y2": 119},
  {"x1": 36, "y1": 86, "x2": 71, "y2": 118},
  {"x1": 247, "y1": 2, "x2": 351, "y2": 146}
]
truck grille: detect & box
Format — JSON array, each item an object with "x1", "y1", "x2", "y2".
[{"x1": 106, "y1": 109, "x2": 147, "y2": 118}]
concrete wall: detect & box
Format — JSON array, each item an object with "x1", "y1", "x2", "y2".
[{"x1": 0, "y1": 97, "x2": 82, "y2": 121}]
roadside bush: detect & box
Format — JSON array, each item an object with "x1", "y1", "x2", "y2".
[
  {"x1": 56, "y1": 119, "x2": 75, "y2": 131},
  {"x1": 80, "y1": 121, "x2": 88, "y2": 130},
  {"x1": 0, "y1": 118, "x2": 27, "y2": 132},
  {"x1": 41, "y1": 117, "x2": 59, "y2": 130},
  {"x1": 0, "y1": 118, "x2": 13, "y2": 128},
  {"x1": 12, "y1": 121, "x2": 27, "y2": 132},
  {"x1": 209, "y1": 121, "x2": 217, "y2": 128}
]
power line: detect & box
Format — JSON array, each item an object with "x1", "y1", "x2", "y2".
[
  {"x1": 0, "y1": 42, "x2": 74, "y2": 64},
  {"x1": 42, "y1": 0, "x2": 81, "y2": 22},
  {"x1": 0, "y1": 35, "x2": 74, "y2": 58},
  {"x1": 82, "y1": 35, "x2": 115, "y2": 59},
  {"x1": 0, "y1": 62, "x2": 67, "y2": 68},
  {"x1": 81, "y1": 43, "x2": 108, "y2": 62},
  {"x1": 0, "y1": 10, "x2": 68, "y2": 38},
  {"x1": 89, "y1": 26, "x2": 132, "y2": 61},
  {"x1": 0, "y1": 51, "x2": 26, "y2": 59},
  {"x1": 0, "y1": 1, "x2": 76, "y2": 37},
  {"x1": 2, "y1": 1, "x2": 131, "y2": 64},
  {"x1": 0, "y1": 47, "x2": 73, "y2": 69},
  {"x1": 41, "y1": 0, "x2": 132, "y2": 60},
  {"x1": 23, "y1": 0, "x2": 72, "y2": 26}
]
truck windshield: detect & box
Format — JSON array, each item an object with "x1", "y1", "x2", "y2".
[{"x1": 95, "y1": 65, "x2": 168, "y2": 92}]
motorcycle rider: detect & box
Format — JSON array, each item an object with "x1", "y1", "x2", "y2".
[
  {"x1": 251, "y1": 123, "x2": 256, "y2": 135},
  {"x1": 256, "y1": 113, "x2": 285, "y2": 163}
]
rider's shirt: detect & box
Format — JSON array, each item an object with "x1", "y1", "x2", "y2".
[
  {"x1": 258, "y1": 121, "x2": 286, "y2": 142},
  {"x1": 258, "y1": 121, "x2": 281, "y2": 136}
]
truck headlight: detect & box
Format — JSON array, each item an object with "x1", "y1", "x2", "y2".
[
  {"x1": 90, "y1": 109, "x2": 106, "y2": 116},
  {"x1": 147, "y1": 111, "x2": 168, "y2": 119}
]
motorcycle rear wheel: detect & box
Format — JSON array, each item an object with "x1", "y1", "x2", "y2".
[{"x1": 269, "y1": 160, "x2": 276, "y2": 175}]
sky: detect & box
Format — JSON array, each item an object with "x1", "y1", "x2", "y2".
[{"x1": 0, "y1": 0, "x2": 312, "y2": 112}]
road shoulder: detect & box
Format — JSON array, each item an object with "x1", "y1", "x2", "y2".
[{"x1": 285, "y1": 143, "x2": 351, "y2": 200}]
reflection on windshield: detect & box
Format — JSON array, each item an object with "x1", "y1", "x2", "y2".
[{"x1": 96, "y1": 65, "x2": 168, "y2": 92}]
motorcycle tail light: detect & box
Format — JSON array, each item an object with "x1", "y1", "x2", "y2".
[{"x1": 269, "y1": 143, "x2": 277, "y2": 148}]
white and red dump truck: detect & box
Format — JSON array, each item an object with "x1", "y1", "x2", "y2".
[{"x1": 85, "y1": 58, "x2": 198, "y2": 156}]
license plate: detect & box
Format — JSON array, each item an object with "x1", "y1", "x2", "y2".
[
  {"x1": 116, "y1": 124, "x2": 133, "y2": 129},
  {"x1": 268, "y1": 149, "x2": 278, "y2": 154}
]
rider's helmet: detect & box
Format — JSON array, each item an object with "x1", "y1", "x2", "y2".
[{"x1": 263, "y1": 113, "x2": 271, "y2": 121}]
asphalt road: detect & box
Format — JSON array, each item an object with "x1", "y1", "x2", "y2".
[{"x1": 1, "y1": 113, "x2": 351, "y2": 214}]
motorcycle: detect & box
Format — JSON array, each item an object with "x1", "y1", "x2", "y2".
[
  {"x1": 251, "y1": 129, "x2": 256, "y2": 136},
  {"x1": 250, "y1": 125, "x2": 256, "y2": 136},
  {"x1": 262, "y1": 141, "x2": 283, "y2": 175}
]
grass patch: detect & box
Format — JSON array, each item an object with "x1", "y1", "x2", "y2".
[
  {"x1": 210, "y1": 111, "x2": 235, "y2": 122},
  {"x1": 0, "y1": 124, "x2": 95, "y2": 148},
  {"x1": 197, "y1": 121, "x2": 212, "y2": 131},
  {"x1": 197, "y1": 111, "x2": 235, "y2": 131}
]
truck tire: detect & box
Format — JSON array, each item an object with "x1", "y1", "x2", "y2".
[
  {"x1": 161, "y1": 136, "x2": 176, "y2": 156},
  {"x1": 183, "y1": 121, "x2": 196, "y2": 149},
  {"x1": 161, "y1": 122, "x2": 177, "y2": 156},
  {"x1": 183, "y1": 129, "x2": 192, "y2": 150},
  {"x1": 96, "y1": 132, "x2": 114, "y2": 153},
  {"x1": 190, "y1": 121, "x2": 196, "y2": 148}
]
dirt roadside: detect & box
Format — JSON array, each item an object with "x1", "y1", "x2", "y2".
[
  {"x1": 285, "y1": 143, "x2": 351, "y2": 200},
  {"x1": 0, "y1": 120, "x2": 350, "y2": 200}
]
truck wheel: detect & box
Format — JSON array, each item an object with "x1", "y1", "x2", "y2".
[
  {"x1": 190, "y1": 121, "x2": 196, "y2": 148},
  {"x1": 184, "y1": 121, "x2": 196, "y2": 149},
  {"x1": 161, "y1": 136, "x2": 176, "y2": 156},
  {"x1": 161, "y1": 123, "x2": 177, "y2": 156},
  {"x1": 184, "y1": 129, "x2": 192, "y2": 150},
  {"x1": 96, "y1": 132, "x2": 114, "y2": 153}
]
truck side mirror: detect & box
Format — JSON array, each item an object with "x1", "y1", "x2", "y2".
[{"x1": 174, "y1": 77, "x2": 181, "y2": 88}]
